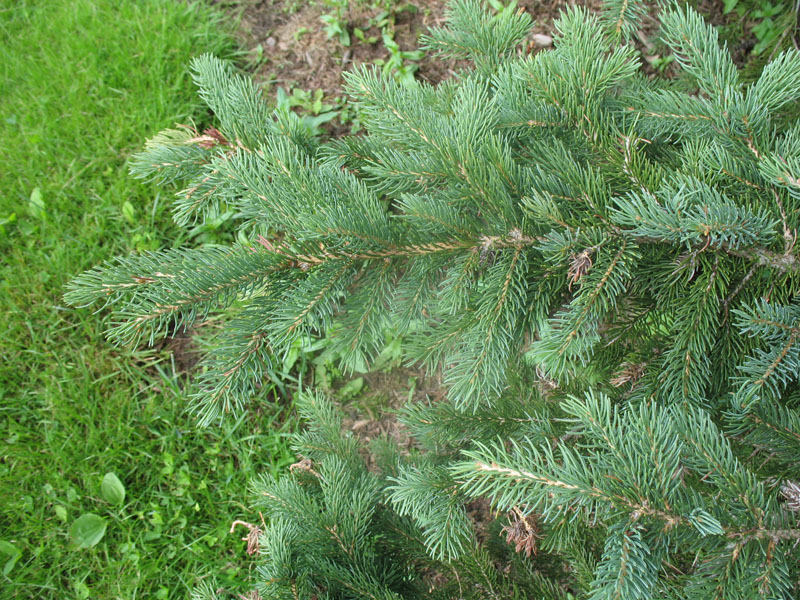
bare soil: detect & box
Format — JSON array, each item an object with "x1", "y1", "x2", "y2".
[
  {"x1": 337, "y1": 366, "x2": 444, "y2": 462},
  {"x1": 232, "y1": 0, "x2": 766, "y2": 101},
  {"x1": 232, "y1": 0, "x2": 616, "y2": 98}
]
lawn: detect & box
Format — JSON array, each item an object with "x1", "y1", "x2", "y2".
[{"x1": 0, "y1": 1, "x2": 294, "y2": 598}]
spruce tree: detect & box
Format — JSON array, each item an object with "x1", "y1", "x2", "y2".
[{"x1": 67, "y1": 0, "x2": 800, "y2": 597}]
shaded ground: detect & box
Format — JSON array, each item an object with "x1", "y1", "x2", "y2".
[
  {"x1": 236, "y1": 0, "x2": 452, "y2": 93},
  {"x1": 234, "y1": 0, "x2": 611, "y2": 97},
  {"x1": 338, "y1": 367, "x2": 445, "y2": 454},
  {"x1": 232, "y1": 0, "x2": 773, "y2": 106}
]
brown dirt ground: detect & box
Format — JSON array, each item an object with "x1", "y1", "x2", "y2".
[
  {"x1": 337, "y1": 367, "x2": 444, "y2": 458},
  {"x1": 231, "y1": 0, "x2": 621, "y2": 99},
  {"x1": 227, "y1": 0, "x2": 760, "y2": 137},
  {"x1": 235, "y1": 0, "x2": 456, "y2": 93}
]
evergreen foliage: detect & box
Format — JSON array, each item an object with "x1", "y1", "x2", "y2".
[{"x1": 67, "y1": 0, "x2": 800, "y2": 597}]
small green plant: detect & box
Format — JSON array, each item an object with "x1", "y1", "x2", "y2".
[
  {"x1": 246, "y1": 43, "x2": 269, "y2": 70},
  {"x1": 70, "y1": 513, "x2": 108, "y2": 550},
  {"x1": 750, "y1": 0, "x2": 789, "y2": 54},
  {"x1": 0, "y1": 541, "x2": 22, "y2": 576},
  {"x1": 335, "y1": 97, "x2": 366, "y2": 134},
  {"x1": 320, "y1": 0, "x2": 352, "y2": 46},
  {"x1": 353, "y1": 25, "x2": 380, "y2": 44},
  {"x1": 275, "y1": 87, "x2": 341, "y2": 136},
  {"x1": 379, "y1": 30, "x2": 425, "y2": 85},
  {"x1": 293, "y1": 26, "x2": 310, "y2": 42},
  {"x1": 279, "y1": 0, "x2": 304, "y2": 14},
  {"x1": 722, "y1": 0, "x2": 797, "y2": 55},
  {"x1": 487, "y1": 0, "x2": 521, "y2": 18}
]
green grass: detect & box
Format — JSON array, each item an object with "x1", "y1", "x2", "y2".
[{"x1": 0, "y1": 1, "x2": 295, "y2": 598}]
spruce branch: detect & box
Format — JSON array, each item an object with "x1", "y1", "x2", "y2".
[
  {"x1": 65, "y1": 245, "x2": 289, "y2": 346},
  {"x1": 445, "y1": 244, "x2": 530, "y2": 409},
  {"x1": 189, "y1": 54, "x2": 277, "y2": 149},
  {"x1": 69, "y1": 3, "x2": 800, "y2": 593},
  {"x1": 388, "y1": 464, "x2": 473, "y2": 560},
  {"x1": 659, "y1": 5, "x2": 739, "y2": 100},
  {"x1": 191, "y1": 297, "x2": 279, "y2": 425},
  {"x1": 129, "y1": 124, "x2": 217, "y2": 186},
  {"x1": 732, "y1": 300, "x2": 800, "y2": 406},
  {"x1": 589, "y1": 522, "x2": 660, "y2": 600},
  {"x1": 601, "y1": 0, "x2": 650, "y2": 44},
  {"x1": 421, "y1": 0, "x2": 533, "y2": 73}
]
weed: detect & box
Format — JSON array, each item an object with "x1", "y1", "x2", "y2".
[
  {"x1": 379, "y1": 31, "x2": 425, "y2": 86},
  {"x1": 293, "y1": 26, "x2": 310, "y2": 42},
  {"x1": 722, "y1": 0, "x2": 797, "y2": 55},
  {"x1": 275, "y1": 87, "x2": 341, "y2": 136},
  {"x1": 320, "y1": 0, "x2": 353, "y2": 46}
]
